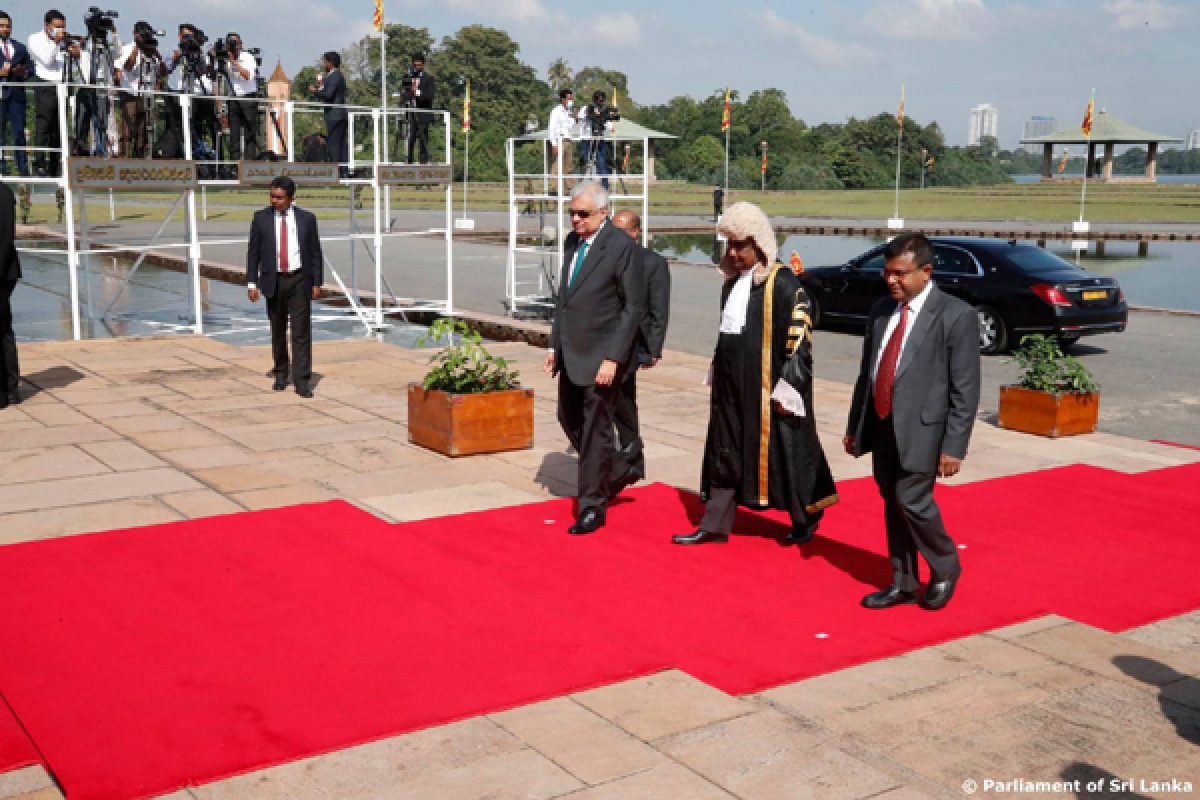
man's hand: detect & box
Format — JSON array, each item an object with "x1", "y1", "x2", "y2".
[
  {"x1": 595, "y1": 359, "x2": 618, "y2": 386},
  {"x1": 938, "y1": 454, "x2": 963, "y2": 479},
  {"x1": 543, "y1": 351, "x2": 555, "y2": 374},
  {"x1": 247, "y1": 287, "x2": 260, "y2": 303},
  {"x1": 311, "y1": 286, "x2": 321, "y2": 301},
  {"x1": 67, "y1": 43, "x2": 81, "y2": 59},
  {"x1": 0, "y1": 64, "x2": 9, "y2": 78},
  {"x1": 843, "y1": 434, "x2": 857, "y2": 456}
]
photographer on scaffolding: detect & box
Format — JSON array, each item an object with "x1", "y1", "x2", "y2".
[
  {"x1": 580, "y1": 89, "x2": 619, "y2": 189},
  {"x1": 211, "y1": 32, "x2": 257, "y2": 162},
  {"x1": 161, "y1": 23, "x2": 216, "y2": 158},
  {"x1": 26, "y1": 9, "x2": 81, "y2": 175},
  {"x1": 401, "y1": 52, "x2": 435, "y2": 164},
  {"x1": 117, "y1": 20, "x2": 165, "y2": 158}
]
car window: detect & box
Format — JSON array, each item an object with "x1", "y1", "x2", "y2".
[
  {"x1": 858, "y1": 251, "x2": 886, "y2": 272},
  {"x1": 1003, "y1": 247, "x2": 1079, "y2": 274},
  {"x1": 933, "y1": 247, "x2": 978, "y2": 276}
]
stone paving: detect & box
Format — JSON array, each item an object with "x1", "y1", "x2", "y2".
[{"x1": 1, "y1": 335, "x2": 1198, "y2": 799}]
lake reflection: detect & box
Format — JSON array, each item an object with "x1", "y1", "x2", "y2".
[{"x1": 651, "y1": 234, "x2": 1200, "y2": 313}]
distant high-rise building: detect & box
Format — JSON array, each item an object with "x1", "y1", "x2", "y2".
[
  {"x1": 1188, "y1": 129, "x2": 1200, "y2": 150},
  {"x1": 968, "y1": 103, "x2": 1000, "y2": 148},
  {"x1": 1022, "y1": 116, "x2": 1059, "y2": 154}
]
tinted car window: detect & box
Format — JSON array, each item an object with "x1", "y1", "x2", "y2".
[
  {"x1": 1003, "y1": 247, "x2": 1081, "y2": 274},
  {"x1": 933, "y1": 247, "x2": 978, "y2": 276},
  {"x1": 859, "y1": 251, "x2": 886, "y2": 272}
]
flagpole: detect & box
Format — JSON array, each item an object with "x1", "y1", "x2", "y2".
[
  {"x1": 1079, "y1": 89, "x2": 1093, "y2": 224},
  {"x1": 723, "y1": 125, "x2": 730, "y2": 195},
  {"x1": 893, "y1": 125, "x2": 903, "y2": 220},
  {"x1": 462, "y1": 128, "x2": 470, "y2": 220}
]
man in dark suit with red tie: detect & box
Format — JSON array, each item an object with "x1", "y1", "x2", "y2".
[
  {"x1": 844, "y1": 233, "x2": 980, "y2": 611},
  {"x1": 246, "y1": 176, "x2": 324, "y2": 398}
]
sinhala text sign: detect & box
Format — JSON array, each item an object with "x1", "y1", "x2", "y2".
[
  {"x1": 238, "y1": 162, "x2": 341, "y2": 186},
  {"x1": 69, "y1": 159, "x2": 198, "y2": 190},
  {"x1": 377, "y1": 163, "x2": 453, "y2": 186}
]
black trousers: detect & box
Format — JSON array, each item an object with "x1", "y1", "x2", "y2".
[
  {"x1": 325, "y1": 116, "x2": 347, "y2": 173},
  {"x1": 227, "y1": 98, "x2": 258, "y2": 161},
  {"x1": 33, "y1": 84, "x2": 61, "y2": 177},
  {"x1": 266, "y1": 272, "x2": 312, "y2": 385},
  {"x1": 870, "y1": 413, "x2": 961, "y2": 591},
  {"x1": 558, "y1": 366, "x2": 626, "y2": 513},
  {"x1": 1, "y1": 96, "x2": 29, "y2": 176},
  {"x1": 406, "y1": 116, "x2": 430, "y2": 163},
  {"x1": 613, "y1": 366, "x2": 646, "y2": 479},
  {"x1": 0, "y1": 280, "x2": 17, "y2": 395},
  {"x1": 699, "y1": 488, "x2": 819, "y2": 537}
]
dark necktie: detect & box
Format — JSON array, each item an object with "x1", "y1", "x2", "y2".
[
  {"x1": 569, "y1": 241, "x2": 589, "y2": 287},
  {"x1": 874, "y1": 303, "x2": 909, "y2": 420},
  {"x1": 279, "y1": 214, "x2": 289, "y2": 273}
]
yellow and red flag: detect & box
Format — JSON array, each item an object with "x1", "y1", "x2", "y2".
[
  {"x1": 761, "y1": 142, "x2": 768, "y2": 176},
  {"x1": 789, "y1": 251, "x2": 803, "y2": 274},
  {"x1": 373, "y1": 0, "x2": 383, "y2": 32},
  {"x1": 1081, "y1": 89, "x2": 1094, "y2": 138},
  {"x1": 462, "y1": 80, "x2": 470, "y2": 132},
  {"x1": 622, "y1": 144, "x2": 631, "y2": 172},
  {"x1": 1058, "y1": 149, "x2": 1069, "y2": 174},
  {"x1": 926, "y1": 155, "x2": 934, "y2": 168},
  {"x1": 721, "y1": 87, "x2": 731, "y2": 132},
  {"x1": 896, "y1": 84, "x2": 905, "y2": 130}
]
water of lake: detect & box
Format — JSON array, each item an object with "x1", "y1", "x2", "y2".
[
  {"x1": 1011, "y1": 174, "x2": 1200, "y2": 184},
  {"x1": 650, "y1": 234, "x2": 1200, "y2": 313}
]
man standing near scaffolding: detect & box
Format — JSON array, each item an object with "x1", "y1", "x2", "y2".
[{"x1": 546, "y1": 88, "x2": 574, "y2": 187}]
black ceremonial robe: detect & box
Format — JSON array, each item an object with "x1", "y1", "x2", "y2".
[{"x1": 700, "y1": 262, "x2": 839, "y2": 521}]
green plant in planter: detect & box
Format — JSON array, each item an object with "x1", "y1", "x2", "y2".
[
  {"x1": 415, "y1": 318, "x2": 521, "y2": 394},
  {"x1": 1010, "y1": 334, "x2": 1099, "y2": 395}
]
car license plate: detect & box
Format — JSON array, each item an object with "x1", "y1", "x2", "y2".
[{"x1": 1082, "y1": 290, "x2": 1107, "y2": 301}]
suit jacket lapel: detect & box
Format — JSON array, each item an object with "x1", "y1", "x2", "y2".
[
  {"x1": 896, "y1": 287, "x2": 942, "y2": 381},
  {"x1": 565, "y1": 224, "x2": 608, "y2": 301}
]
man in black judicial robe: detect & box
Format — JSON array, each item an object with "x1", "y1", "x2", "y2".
[
  {"x1": 610, "y1": 209, "x2": 671, "y2": 487},
  {"x1": 677, "y1": 215, "x2": 837, "y2": 546}
]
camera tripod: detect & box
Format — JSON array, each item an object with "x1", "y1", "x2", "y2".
[
  {"x1": 67, "y1": 33, "x2": 118, "y2": 157},
  {"x1": 130, "y1": 53, "x2": 162, "y2": 158}
]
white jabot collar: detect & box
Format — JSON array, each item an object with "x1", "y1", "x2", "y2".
[{"x1": 719, "y1": 269, "x2": 755, "y2": 334}]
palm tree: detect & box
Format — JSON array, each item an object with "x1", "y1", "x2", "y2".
[{"x1": 547, "y1": 58, "x2": 573, "y2": 92}]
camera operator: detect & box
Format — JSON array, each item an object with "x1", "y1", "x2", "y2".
[
  {"x1": 403, "y1": 52, "x2": 435, "y2": 164},
  {"x1": 212, "y1": 32, "x2": 257, "y2": 161},
  {"x1": 163, "y1": 23, "x2": 216, "y2": 155},
  {"x1": 26, "y1": 9, "x2": 80, "y2": 176},
  {"x1": 581, "y1": 89, "x2": 619, "y2": 189},
  {"x1": 309, "y1": 51, "x2": 345, "y2": 176},
  {"x1": 546, "y1": 88, "x2": 574, "y2": 183},
  {"x1": 116, "y1": 21, "x2": 165, "y2": 158}
]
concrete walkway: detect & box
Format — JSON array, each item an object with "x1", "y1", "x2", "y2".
[{"x1": 1, "y1": 335, "x2": 1198, "y2": 799}]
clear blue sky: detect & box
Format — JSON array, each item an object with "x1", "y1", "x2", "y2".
[{"x1": 19, "y1": 0, "x2": 1198, "y2": 146}]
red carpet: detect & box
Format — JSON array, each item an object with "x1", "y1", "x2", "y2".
[
  {"x1": 1, "y1": 462, "x2": 1199, "y2": 799},
  {"x1": 0, "y1": 697, "x2": 39, "y2": 774}
]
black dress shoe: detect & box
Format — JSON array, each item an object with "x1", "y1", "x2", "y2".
[
  {"x1": 0, "y1": 395, "x2": 7, "y2": 410},
  {"x1": 7, "y1": 391, "x2": 20, "y2": 405},
  {"x1": 783, "y1": 521, "x2": 819, "y2": 545},
  {"x1": 861, "y1": 585, "x2": 918, "y2": 609},
  {"x1": 920, "y1": 574, "x2": 960, "y2": 611},
  {"x1": 272, "y1": 376, "x2": 287, "y2": 391},
  {"x1": 568, "y1": 508, "x2": 605, "y2": 535},
  {"x1": 295, "y1": 382, "x2": 313, "y2": 398},
  {"x1": 672, "y1": 529, "x2": 730, "y2": 545}
]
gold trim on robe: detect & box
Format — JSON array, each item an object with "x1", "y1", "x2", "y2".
[{"x1": 757, "y1": 264, "x2": 782, "y2": 505}]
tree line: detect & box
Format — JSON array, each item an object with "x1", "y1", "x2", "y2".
[{"x1": 289, "y1": 22, "x2": 1020, "y2": 188}]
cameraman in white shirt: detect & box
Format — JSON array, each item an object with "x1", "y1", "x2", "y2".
[
  {"x1": 26, "y1": 9, "x2": 80, "y2": 175},
  {"x1": 546, "y1": 88, "x2": 575, "y2": 183},
  {"x1": 214, "y1": 32, "x2": 257, "y2": 161}
]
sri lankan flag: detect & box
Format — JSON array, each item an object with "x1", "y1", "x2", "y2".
[
  {"x1": 721, "y1": 87, "x2": 731, "y2": 132},
  {"x1": 462, "y1": 80, "x2": 470, "y2": 132},
  {"x1": 1081, "y1": 89, "x2": 1095, "y2": 138},
  {"x1": 373, "y1": 0, "x2": 383, "y2": 31},
  {"x1": 789, "y1": 251, "x2": 803, "y2": 274},
  {"x1": 761, "y1": 142, "x2": 768, "y2": 175},
  {"x1": 896, "y1": 84, "x2": 905, "y2": 130},
  {"x1": 1058, "y1": 149, "x2": 1069, "y2": 174}
]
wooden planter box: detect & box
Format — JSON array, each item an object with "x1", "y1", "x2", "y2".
[
  {"x1": 998, "y1": 386, "x2": 1099, "y2": 438},
  {"x1": 407, "y1": 385, "x2": 535, "y2": 457}
]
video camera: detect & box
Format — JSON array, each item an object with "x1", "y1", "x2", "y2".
[
  {"x1": 584, "y1": 90, "x2": 620, "y2": 137},
  {"x1": 83, "y1": 7, "x2": 118, "y2": 40},
  {"x1": 134, "y1": 21, "x2": 164, "y2": 53},
  {"x1": 179, "y1": 27, "x2": 208, "y2": 57},
  {"x1": 397, "y1": 68, "x2": 421, "y2": 106}
]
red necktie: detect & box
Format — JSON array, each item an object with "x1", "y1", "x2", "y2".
[
  {"x1": 278, "y1": 214, "x2": 289, "y2": 273},
  {"x1": 874, "y1": 303, "x2": 909, "y2": 420}
]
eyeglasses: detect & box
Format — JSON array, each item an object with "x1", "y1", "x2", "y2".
[
  {"x1": 883, "y1": 267, "x2": 926, "y2": 280},
  {"x1": 569, "y1": 209, "x2": 601, "y2": 219}
]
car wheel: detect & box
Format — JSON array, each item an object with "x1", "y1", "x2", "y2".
[
  {"x1": 1057, "y1": 334, "x2": 1081, "y2": 350},
  {"x1": 976, "y1": 306, "x2": 1008, "y2": 355}
]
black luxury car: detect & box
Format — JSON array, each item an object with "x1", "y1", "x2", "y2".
[{"x1": 799, "y1": 238, "x2": 1128, "y2": 354}]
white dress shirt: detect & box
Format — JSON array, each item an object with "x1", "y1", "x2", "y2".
[
  {"x1": 247, "y1": 207, "x2": 302, "y2": 290},
  {"x1": 27, "y1": 30, "x2": 65, "y2": 82},
  {"x1": 117, "y1": 43, "x2": 146, "y2": 94},
  {"x1": 548, "y1": 103, "x2": 574, "y2": 142},
  {"x1": 872, "y1": 280, "x2": 934, "y2": 383},
  {"x1": 224, "y1": 51, "x2": 257, "y2": 97},
  {"x1": 1, "y1": 37, "x2": 16, "y2": 65},
  {"x1": 166, "y1": 58, "x2": 212, "y2": 94}
]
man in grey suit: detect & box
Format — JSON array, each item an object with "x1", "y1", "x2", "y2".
[
  {"x1": 844, "y1": 233, "x2": 980, "y2": 611},
  {"x1": 610, "y1": 209, "x2": 670, "y2": 488},
  {"x1": 544, "y1": 182, "x2": 645, "y2": 535}
]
